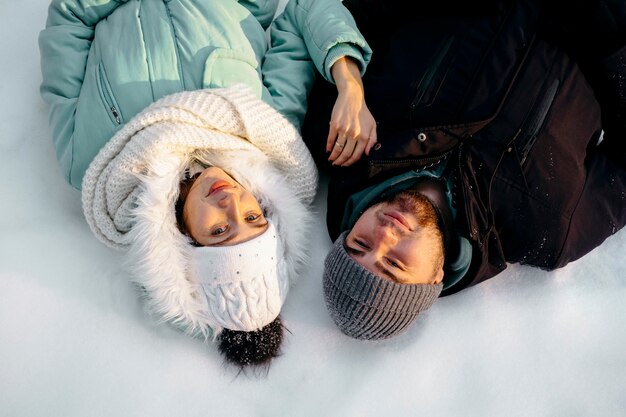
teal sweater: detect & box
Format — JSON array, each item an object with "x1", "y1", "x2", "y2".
[{"x1": 39, "y1": 0, "x2": 371, "y2": 188}]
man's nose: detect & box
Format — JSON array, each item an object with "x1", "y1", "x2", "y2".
[{"x1": 374, "y1": 224, "x2": 398, "y2": 244}]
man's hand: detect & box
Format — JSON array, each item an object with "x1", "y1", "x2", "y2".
[{"x1": 327, "y1": 57, "x2": 377, "y2": 166}]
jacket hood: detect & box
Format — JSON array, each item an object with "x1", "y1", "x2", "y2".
[
  {"x1": 128, "y1": 147, "x2": 312, "y2": 338},
  {"x1": 81, "y1": 85, "x2": 317, "y2": 339}
]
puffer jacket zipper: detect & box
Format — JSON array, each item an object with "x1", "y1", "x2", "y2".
[{"x1": 97, "y1": 64, "x2": 122, "y2": 125}]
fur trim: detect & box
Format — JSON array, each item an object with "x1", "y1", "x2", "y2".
[
  {"x1": 127, "y1": 153, "x2": 212, "y2": 337},
  {"x1": 128, "y1": 146, "x2": 312, "y2": 338}
]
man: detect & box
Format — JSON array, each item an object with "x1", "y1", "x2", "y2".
[{"x1": 302, "y1": 0, "x2": 626, "y2": 340}]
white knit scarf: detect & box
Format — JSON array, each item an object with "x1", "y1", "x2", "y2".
[{"x1": 82, "y1": 84, "x2": 317, "y2": 247}]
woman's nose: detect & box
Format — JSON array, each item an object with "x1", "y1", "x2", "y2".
[
  {"x1": 219, "y1": 194, "x2": 244, "y2": 223},
  {"x1": 217, "y1": 192, "x2": 236, "y2": 208}
]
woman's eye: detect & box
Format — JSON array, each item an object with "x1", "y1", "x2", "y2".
[
  {"x1": 211, "y1": 226, "x2": 228, "y2": 236},
  {"x1": 245, "y1": 213, "x2": 261, "y2": 222}
]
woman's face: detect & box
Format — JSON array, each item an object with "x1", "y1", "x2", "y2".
[{"x1": 183, "y1": 167, "x2": 269, "y2": 246}]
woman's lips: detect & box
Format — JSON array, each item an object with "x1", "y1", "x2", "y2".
[
  {"x1": 383, "y1": 210, "x2": 412, "y2": 231},
  {"x1": 208, "y1": 180, "x2": 233, "y2": 196}
]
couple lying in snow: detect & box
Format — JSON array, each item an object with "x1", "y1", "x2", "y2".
[{"x1": 39, "y1": 0, "x2": 626, "y2": 368}]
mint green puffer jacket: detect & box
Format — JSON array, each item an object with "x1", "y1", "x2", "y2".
[{"x1": 39, "y1": 0, "x2": 370, "y2": 188}]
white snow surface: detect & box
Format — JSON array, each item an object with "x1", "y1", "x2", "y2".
[{"x1": 2, "y1": 1, "x2": 626, "y2": 416}]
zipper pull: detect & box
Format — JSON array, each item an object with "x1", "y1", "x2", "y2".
[
  {"x1": 520, "y1": 152, "x2": 528, "y2": 166},
  {"x1": 519, "y1": 134, "x2": 538, "y2": 166},
  {"x1": 111, "y1": 106, "x2": 121, "y2": 124}
]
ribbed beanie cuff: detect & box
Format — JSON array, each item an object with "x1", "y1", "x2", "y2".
[
  {"x1": 189, "y1": 222, "x2": 284, "y2": 331},
  {"x1": 323, "y1": 232, "x2": 443, "y2": 340}
]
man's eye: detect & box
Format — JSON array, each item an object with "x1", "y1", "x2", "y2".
[
  {"x1": 211, "y1": 225, "x2": 228, "y2": 236},
  {"x1": 355, "y1": 239, "x2": 370, "y2": 249},
  {"x1": 345, "y1": 245, "x2": 361, "y2": 256},
  {"x1": 245, "y1": 213, "x2": 261, "y2": 222},
  {"x1": 386, "y1": 258, "x2": 401, "y2": 269}
]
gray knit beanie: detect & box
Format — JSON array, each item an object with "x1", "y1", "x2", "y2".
[{"x1": 323, "y1": 232, "x2": 443, "y2": 340}]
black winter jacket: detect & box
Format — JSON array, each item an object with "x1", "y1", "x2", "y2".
[{"x1": 303, "y1": 0, "x2": 626, "y2": 295}]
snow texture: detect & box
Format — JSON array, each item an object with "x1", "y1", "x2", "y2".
[{"x1": 1, "y1": 1, "x2": 625, "y2": 416}]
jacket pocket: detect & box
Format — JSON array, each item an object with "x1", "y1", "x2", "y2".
[
  {"x1": 96, "y1": 63, "x2": 123, "y2": 125},
  {"x1": 517, "y1": 78, "x2": 559, "y2": 166},
  {"x1": 202, "y1": 48, "x2": 262, "y2": 97},
  {"x1": 367, "y1": 117, "x2": 490, "y2": 178},
  {"x1": 409, "y1": 34, "x2": 456, "y2": 111}
]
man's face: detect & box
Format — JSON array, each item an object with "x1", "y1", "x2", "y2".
[{"x1": 345, "y1": 191, "x2": 444, "y2": 285}]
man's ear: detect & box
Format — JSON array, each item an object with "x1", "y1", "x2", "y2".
[{"x1": 432, "y1": 268, "x2": 444, "y2": 285}]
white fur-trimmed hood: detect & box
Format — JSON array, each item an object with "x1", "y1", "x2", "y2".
[{"x1": 82, "y1": 85, "x2": 318, "y2": 337}]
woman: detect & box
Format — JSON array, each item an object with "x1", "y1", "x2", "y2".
[{"x1": 39, "y1": 0, "x2": 376, "y2": 368}]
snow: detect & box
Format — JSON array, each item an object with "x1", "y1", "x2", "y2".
[{"x1": 1, "y1": 1, "x2": 626, "y2": 416}]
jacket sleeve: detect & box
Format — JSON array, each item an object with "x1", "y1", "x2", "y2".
[
  {"x1": 576, "y1": 0, "x2": 626, "y2": 158},
  {"x1": 39, "y1": 0, "x2": 127, "y2": 184},
  {"x1": 591, "y1": 45, "x2": 626, "y2": 162},
  {"x1": 539, "y1": 0, "x2": 626, "y2": 159},
  {"x1": 238, "y1": 0, "x2": 280, "y2": 30},
  {"x1": 261, "y1": 0, "x2": 372, "y2": 129}
]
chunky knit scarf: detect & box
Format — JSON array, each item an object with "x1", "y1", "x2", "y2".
[{"x1": 82, "y1": 84, "x2": 317, "y2": 249}]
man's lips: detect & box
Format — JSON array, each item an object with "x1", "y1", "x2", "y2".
[
  {"x1": 382, "y1": 210, "x2": 412, "y2": 231},
  {"x1": 208, "y1": 180, "x2": 233, "y2": 196}
]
